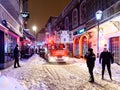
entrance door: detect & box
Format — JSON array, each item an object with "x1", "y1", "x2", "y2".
[
  {"x1": 74, "y1": 38, "x2": 79, "y2": 57},
  {"x1": 75, "y1": 43, "x2": 79, "y2": 56},
  {"x1": 0, "y1": 30, "x2": 4, "y2": 63},
  {"x1": 109, "y1": 37, "x2": 120, "y2": 64}
]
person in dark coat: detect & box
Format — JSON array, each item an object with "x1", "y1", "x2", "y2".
[
  {"x1": 99, "y1": 48, "x2": 114, "y2": 80},
  {"x1": 14, "y1": 44, "x2": 21, "y2": 68},
  {"x1": 85, "y1": 48, "x2": 96, "y2": 83}
]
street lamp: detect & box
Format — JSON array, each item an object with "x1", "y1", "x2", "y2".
[
  {"x1": 32, "y1": 25, "x2": 37, "y2": 47},
  {"x1": 95, "y1": 10, "x2": 103, "y2": 57},
  {"x1": 32, "y1": 25, "x2": 37, "y2": 40}
]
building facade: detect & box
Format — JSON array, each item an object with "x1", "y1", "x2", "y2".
[
  {"x1": 0, "y1": 0, "x2": 23, "y2": 69},
  {"x1": 36, "y1": 28, "x2": 46, "y2": 43},
  {"x1": 19, "y1": 0, "x2": 35, "y2": 58},
  {"x1": 53, "y1": 0, "x2": 120, "y2": 64},
  {"x1": 45, "y1": 16, "x2": 57, "y2": 44}
]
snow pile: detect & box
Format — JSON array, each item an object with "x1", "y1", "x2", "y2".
[{"x1": 0, "y1": 75, "x2": 24, "y2": 90}]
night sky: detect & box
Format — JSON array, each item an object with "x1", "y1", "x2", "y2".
[{"x1": 28, "y1": 0, "x2": 71, "y2": 32}]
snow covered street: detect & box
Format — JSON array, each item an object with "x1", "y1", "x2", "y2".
[{"x1": 1, "y1": 54, "x2": 120, "y2": 90}]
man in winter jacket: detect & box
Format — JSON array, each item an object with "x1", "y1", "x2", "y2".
[
  {"x1": 99, "y1": 48, "x2": 114, "y2": 80},
  {"x1": 85, "y1": 48, "x2": 96, "y2": 83},
  {"x1": 14, "y1": 44, "x2": 21, "y2": 68}
]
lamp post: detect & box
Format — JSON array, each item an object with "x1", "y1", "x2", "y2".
[
  {"x1": 32, "y1": 25, "x2": 37, "y2": 48},
  {"x1": 32, "y1": 25, "x2": 37, "y2": 40},
  {"x1": 95, "y1": 10, "x2": 103, "y2": 57}
]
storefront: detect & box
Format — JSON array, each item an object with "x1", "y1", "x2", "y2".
[
  {"x1": 73, "y1": 27, "x2": 90, "y2": 57},
  {"x1": 86, "y1": 11, "x2": 120, "y2": 64},
  {"x1": 0, "y1": 24, "x2": 20, "y2": 69},
  {"x1": 99, "y1": 15, "x2": 120, "y2": 64},
  {"x1": 20, "y1": 30, "x2": 35, "y2": 58}
]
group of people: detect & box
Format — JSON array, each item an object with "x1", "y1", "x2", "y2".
[
  {"x1": 13, "y1": 44, "x2": 114, "y2": 83},
  {"x1": 85, "y1": 48, "x2": 114, "y2": 83}
]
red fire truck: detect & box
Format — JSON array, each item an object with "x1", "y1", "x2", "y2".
[
  {"x1": 47, "y1": 42, "x2": 69, "y2": 62},
  {"x1": 46, "y1": 30, "x2": 70, "y2": 62}
]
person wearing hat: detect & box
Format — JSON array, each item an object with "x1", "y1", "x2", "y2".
[
  {"x1": 99, "y1": 48, "x2": 114, "y2": 80},
  {"x1": 85, "y1": 48, "x2": 96, "y2": 83}
]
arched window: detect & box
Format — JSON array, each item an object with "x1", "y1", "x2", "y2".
[
  {"x1": 72, "y1": 8, "x2": 78, "y2": 28},
  {"x1": 79, "y1": 0, "x2": 86, "y2": 24},
  {"x1": 64, "y1": 17, "x2": 69, "y2": 30}
]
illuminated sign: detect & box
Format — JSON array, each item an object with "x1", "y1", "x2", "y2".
[
  {"x1": 77, "y1": 28, "x2": 85, "y2": 34},
  {"x1": 1, "y1": 20, "x2": 7, "y2": 27},
  {"x1": 21, "y1": 12, "x2": 29, "y2": 18},
  {"x1": 73, "y1": 28, "x2": 85, "y2": 35}
]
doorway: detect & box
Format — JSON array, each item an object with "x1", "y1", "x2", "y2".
[
  {"x1": 109, "y1": 37, "x2": 120, "y2": 64},
  {"x1": 0, "y1": 30, "x2": 4, "y2": 63}
]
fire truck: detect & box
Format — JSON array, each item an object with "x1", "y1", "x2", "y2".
[
  {"x1": 46, "y1": 31, "x2": 70, "y2": 62},
  {"x1": 47, "y1": 43, "x2": 69, "y2": 62}
]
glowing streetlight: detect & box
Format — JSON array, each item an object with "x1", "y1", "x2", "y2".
[
  {"x1": 95, "y1": 10, "x2": 103, "y2": 57},
  {"x1": 32, "y1": 26, "x2": 37, "y2": 33},
  {"x1": 32, "y1": 25, "x2": 37, "y2": 40},
  {"x1": 32, "y1": 26, "x2": 37, "y2": 46}
]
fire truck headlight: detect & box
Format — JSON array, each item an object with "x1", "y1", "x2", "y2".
[
  {"x1": 49, "y1": 56, "x2": 56, "y2": 62},
  {"x1": 63, "y1": 56, "x2": 69, "y2": 61}
]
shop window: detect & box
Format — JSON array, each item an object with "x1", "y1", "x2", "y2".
[
  {"x1": 5, "y1": 34, "x2": 17, "y2": 61},
  {"x1": 82, "y1": 36, "x2": 87, "y2": 56},
  {"x1": 74, "y1": 38, "x2": 79, "y2": 56}
]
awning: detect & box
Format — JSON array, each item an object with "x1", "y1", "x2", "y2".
[{"x1": 23, "y1": 30, "x2": 35, "y2": 41}]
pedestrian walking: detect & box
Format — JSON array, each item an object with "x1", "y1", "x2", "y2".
[
  {"x1": 99, "y1": 48, "x2": 114, "y2": 80},
  {"x1": 14, "y1": 44, "x2": 21, "y2": 68},
  {"x1": 85, "y1": 48, "x2": 96, "y2": 83}
]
